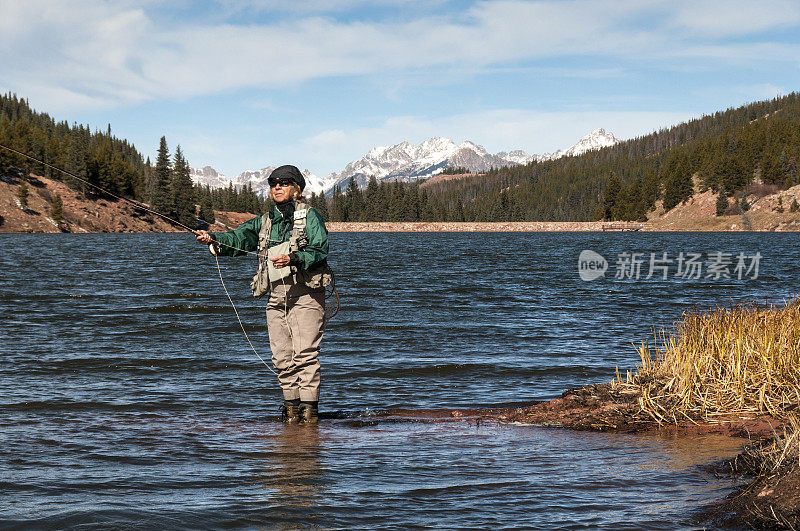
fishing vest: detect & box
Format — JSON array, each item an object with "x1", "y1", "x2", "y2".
[{"x1": 250, "y1": 202, "x2": 333, "y2": 297}]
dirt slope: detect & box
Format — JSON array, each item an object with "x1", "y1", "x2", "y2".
[
  {"x1": 0, "y1": 173, "x2": 251, "y2": 234},
  {"x1": 644, "y1": 186, "x2": 800, "y2": 231}
]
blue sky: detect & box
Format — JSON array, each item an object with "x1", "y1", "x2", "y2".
[{"x1": 2, "y1": 0, "x2": 799, "y2": 178}]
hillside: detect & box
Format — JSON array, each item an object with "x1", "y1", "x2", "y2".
[
  {"x1": 7, "y1": 167, "x2": 800, "y2": 233},
  {"x1": 0, "y1": 173, "x2": 249, "y2": 234},
  {"x1": 315, "y1": 92, "x2": 800, "y2": 223},
  {"x1": 0, "y1": 94, "x2": 267, "y2": 229},
  {"x1": 5, "y1": 91, "x2": 800, "y2": 231},
  {"x1": 644, "y1": 187, "x2": 800, "y2": 231}
]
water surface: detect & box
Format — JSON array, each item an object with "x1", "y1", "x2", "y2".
[{"x1": 2, "y1": 231, "x2": 797, "y2": 528}]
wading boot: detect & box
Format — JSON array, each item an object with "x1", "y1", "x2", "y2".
[
  {"x1": 300, "y1": 402, "x2": 319, "y2": 424},
  {"x1": 281, "y1": 400, "x2": 301, "y2": 424}
]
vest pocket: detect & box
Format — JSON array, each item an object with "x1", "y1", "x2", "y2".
[{"x1": 267, "y1": 241, "x2": 293, "y2": 283}]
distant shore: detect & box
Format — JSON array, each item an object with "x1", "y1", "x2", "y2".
[
  {"x1": 325, "y1": 220, "x2": 800, "y2": 232},
  {"x1": 4, "y1": 173, "x2": 800, "y2": 234},
  {"x1": 325, "y1": 221, "x2": 607, "y2": 232}
]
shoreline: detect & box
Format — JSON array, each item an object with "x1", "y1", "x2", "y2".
[
  {"x1": 5, "y1": 172, "x2": 800, "y2": 234},
  {"x1": 368, "y1": 382, "x2": 792, "y2": 529},
  {"x1": 326, "y1": 221, "x2": 609, "y2": 232},
  {"x1": 5, "y1": 223, "x2": 800, "y2": 233},
  {"x1": 7, "y1": 220, "x2": 795, "y2": 234},
  {"x1": 325, "y1": 221, "x2": 800, "y2": 232}
]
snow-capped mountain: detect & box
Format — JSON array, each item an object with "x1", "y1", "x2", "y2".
[
  {"x1": 190, "y1": 128, "x2": 619, "y2": 198},
  {"x1": 190, "y1": 166, "x2": 229, "y2": 189},
  {"x1": 325, "y1": 129, "x2": 619, "y2": 192},
  {"x1": 538, "y1": 128, "x2": 618, "y2": 161},
  {"x1": 190, "y1": 165, "x2": 332, "y2": 198},
  {"x1": 326, "y1": 137, "x2": 534, "y2": 191},
  {"x1": 232, "y1": 167, "x2": 331, "y2": 197}
]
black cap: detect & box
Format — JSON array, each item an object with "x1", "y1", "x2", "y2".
[{"x1": 267, "y1": 165, "x2": 305, "y2": 191}]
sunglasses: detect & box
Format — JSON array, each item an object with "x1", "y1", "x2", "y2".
[{"x1": 269, "y1": 178, "x2": 295, "y2": 188}]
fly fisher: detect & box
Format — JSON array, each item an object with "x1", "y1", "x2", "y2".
[
  {"x1": 0, "y1": 141, "x2": 336, "y2": 424},
  {"x1": 195, "y1": 165, "x2": 332, "y2": 424}
]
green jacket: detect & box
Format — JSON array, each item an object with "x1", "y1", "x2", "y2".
[{"x1": 212, "y1": 201, "x2": 329, "y2": 271}]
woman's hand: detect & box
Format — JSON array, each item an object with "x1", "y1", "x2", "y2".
[
  {"x1": 270, "y1": 254, "x2": 291, "y2": 269},
  {"x1": 195, "y1": 230, "x2": 212, "y2": 244}
]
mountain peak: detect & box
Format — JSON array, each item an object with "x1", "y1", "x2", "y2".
[
  {"x1": 325, "y1": 137, "x2": 532, "y2": 191},
  {"x1": 190, "y1": 166, "x2": 229, "y2": 189},
  {"x1": 538, "y1": 128, "x2": 619, "y2": 161},
  {"x1": 190, "y1": 165, "x2": 332, "y2": 197},
  {"x1": 192, "y1": 129, "x2": 619, "y2": 197}
]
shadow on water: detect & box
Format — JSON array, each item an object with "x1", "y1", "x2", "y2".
[{"x1": 244, "y1": 413, "x2": 747, "y2": 529}]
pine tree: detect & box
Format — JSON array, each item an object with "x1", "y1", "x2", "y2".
[
  {"x1": 67, "y1": 131, "x2": 88, "y2": 193},
  {"x1": 404, "y1": 184, "x2": 420, "y2": 221},
  {"x1": 662, "y1": 172, "x2": 694, "y2": 211},
  {"x1": 143, "y1": 156, "x2": 154, "y2": 200},
  {"x1": 789, "y1": 157, "x2": 799, "y2": 188},
  {"x1": 344, "y1": 177, "x2": 361, "y2": 221},
  {"x1": 598, "y1": 174, "x2": 621, "y2": 220},
  {"x1": 198, "y1": 186, "x2": 215, "y2": 225},
  {"x1": 363, "y1": 175, "x2": 380, "y2": 221},
  {"x1": 454, "y1": 199, "x2": 465, "y2": 221},
  {"x1": 90, "y1": 137, "x2": 114, "y2": 194},
  {"x1": 51, "y1": 193, "x2": 63, "y2": 223},
  {"x1": 150, "y1": 136, "x2": 172, "y2": 214},
  {"x1": 329, "y1": 186, "x2": 343, "y2": 221},
  {"x1": 715, "y1": 188, "x2": 729, "y2": 216},
  {"x1": 170, "y1": 145, "x2": 195, "y2": 226},
  {"x1": 315, "y1": 191, "x2": 329, "y2": 220},
  {"x1": 17, "y1": 180, "x2": 28, "y2": 208}
]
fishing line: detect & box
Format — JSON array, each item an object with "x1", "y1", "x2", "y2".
[
  {"x1": 0, "y1": 142, "x2": 338, "y2": 372},
  {"x1": 215, "y1": 253, "x2": 278, "y2": 375},
  {"x1": 0, "y1": 143, "x2": 271, "y2": 362},
  {"x1": 0, "y1": 142, "x2": 262, "y2": 255}
]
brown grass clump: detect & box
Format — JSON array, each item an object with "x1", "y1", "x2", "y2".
[
  {"x1": 622, "y1": 301, "x2": 800, "y2": 424},
  {"x1": 721, "y1": 417, "x2": 800, "y2": 529},
  {"x1": 747, "y1": 416, "x2": 800, "y2": 474},
  {"x1": 613, "y1": 302, "x2": 800, "y2": 528}
]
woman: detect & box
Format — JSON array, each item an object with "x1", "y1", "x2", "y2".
[{"x1": 196, "y1": 165, "x2": 331, "y2": 424}]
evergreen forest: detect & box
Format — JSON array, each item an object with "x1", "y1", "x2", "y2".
[
  {"x1": 0, "y1": 93, "x2": 267, "y2": 226},
  {"x1": 310, "y1": 92, "x2": 800, "y2": 222},
  {"x1": 3, "y1": 91, "x2": 800, "y2": 225}
]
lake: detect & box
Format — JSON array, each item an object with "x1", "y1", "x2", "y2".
[{"x1": 2, "y1": 231, "x2": 797, "y2": 528}]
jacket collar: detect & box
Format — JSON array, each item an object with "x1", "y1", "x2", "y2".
[{"x1": 270, "y1": 200, "x2": 295, "y2": 221}]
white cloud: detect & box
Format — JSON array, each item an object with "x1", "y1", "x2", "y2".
[
  {"x1": 214, "y1": 0, "x2": 444, "y2": 15},
  {"x1": 671, "y1": 0, "x2": 800, "y2": 37},
  {"x1": 3, "y1": 0, "x2": 796, "y2": 112},
  {"x1": 677, "y1": 42, "x2": 800, "y2": 62},
  {"x1": 2, "y1": 0, "x2": 797, "y2": 180}
]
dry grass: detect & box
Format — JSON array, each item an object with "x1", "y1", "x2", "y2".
[
  {"x1": 751, "y1": 416, "x2": 800, "y2": 473},
  {"x1": 616, "y1": 302, "x2": 800, "y2": 528},
  {"x1": 620, "y1": 301, "x2": 800, "y2": 424},
  {"x1": 726, "y1": 416, "x2": 800, "y2": 529}
]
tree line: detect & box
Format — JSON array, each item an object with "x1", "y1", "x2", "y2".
[
  {"x1": 147, "y1": 136, "x2": 268, "y2": 226},
  {"x1": 307, "y1": 92, "x2": 800, "y2": 222},
  {"x1": 0, "y1": 93, "x2": 266, "y2": 227},
  {"x1": 4, "y1": 91, "x2": 799, "y2": 226}
]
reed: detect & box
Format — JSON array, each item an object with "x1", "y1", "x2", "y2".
[
  {"x1": 618, "y1": 301, "x2": 800, "y2": 528},
  {"x1": 622, "y1": 300, "x2": 800, "y2": 424},
  {"x1": 752, "y1": 415, "x2": 800, "y2": 473},
  {"x1": 727, "y1": 416, "x2": 800, "y2": 529}
]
